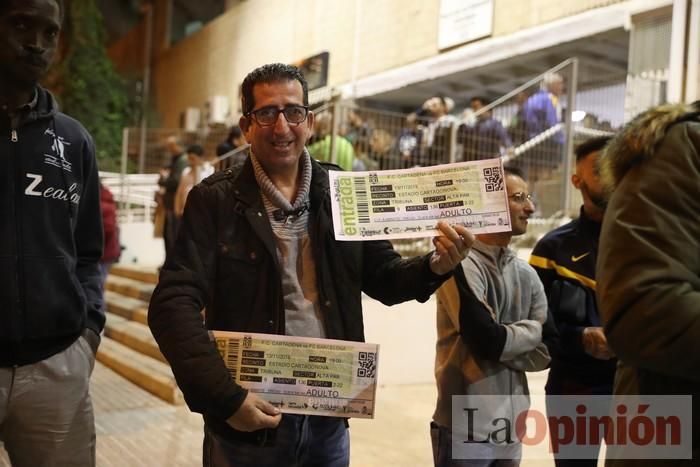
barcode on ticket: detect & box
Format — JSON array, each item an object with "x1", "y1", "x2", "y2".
[
  {"x1": 225, "y1": 338, "x2": 240, "y2": 380},
  {"x1": 354, "y1": 177, "x2": 370, "y2": 223}
]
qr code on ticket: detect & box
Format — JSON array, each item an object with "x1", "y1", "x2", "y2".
[
  {"x1": 357, "y1": 352, "x2": 376, "y2": 378},
  {"x1": 482, "y1": 167, "x2": 504, "y2": 192}
]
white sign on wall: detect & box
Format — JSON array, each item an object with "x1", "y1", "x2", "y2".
[{"x1": 438, "y1": 0, "x2": 494, "y2": 50}]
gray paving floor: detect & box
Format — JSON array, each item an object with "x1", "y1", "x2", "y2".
[{"x1": 0, "y1": 296, "x2": 598, "y2": 466}]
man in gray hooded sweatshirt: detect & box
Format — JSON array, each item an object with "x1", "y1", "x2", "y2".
[{"x1": 432, "y1": 166, "x2": 551, "y2": 466}]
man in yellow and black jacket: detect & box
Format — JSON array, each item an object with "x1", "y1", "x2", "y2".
[{"x1": 529, "y1": 136, "x2": 616, "y2": 467}]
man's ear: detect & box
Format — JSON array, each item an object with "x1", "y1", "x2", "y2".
[
  {"x1": 239, "y1": 115, "x2": 251, "y2": 141},
  {"x1": 571, "y1": 173, "x2": 581, "y2": 189},
  {"x1": 305, "y1": 111, "x2": 315, "y2": 142}
]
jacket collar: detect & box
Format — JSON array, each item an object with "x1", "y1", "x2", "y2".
[
  {"x1": 472, "y1": 238, "x2": 515, "y2": 270},
  {"x1": 309, "y1": 157, "x2": 331, "y2": 210},
  {"x1": 231, "y1": 156, "x2": 263, "y2": 209},
  {"x1": 231, "y1": 151, "x2": 330, "y2": 210},
  {"x1": 576, "y1": 206, "x2": 601, "y2": 239},
  {"x1": 229, "y1": 152, "x2": 331, "y2": 269}
]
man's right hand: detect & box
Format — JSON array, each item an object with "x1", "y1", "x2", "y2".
[
  {"x1": 226, "y1": 392, "x2": 282, "y2": 432},
  {"x1": 582, "y1": 327, "x2": 615, "y2": 360}
]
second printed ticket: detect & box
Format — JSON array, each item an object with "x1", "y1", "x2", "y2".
[{"x1": 329, "y1": 158, "x2": 512, "y2": 241}]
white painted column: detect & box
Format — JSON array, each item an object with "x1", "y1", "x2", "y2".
[
  {"x1": 685, "y1": 0, "x2": 700, "y2": 101},
  {"x1": 667, "y1": 0, "x2": 689, "y2": 102}
]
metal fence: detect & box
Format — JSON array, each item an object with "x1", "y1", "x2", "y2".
[
  {"x1": 118, "y1": 58, "x2": 625, "y2": 252},
  {"x1": 312, "y1": 59, "x2": 614, "y2": 220},
  {"x1": 100, "y1": 171, "x2": 159, "y2": 224}
]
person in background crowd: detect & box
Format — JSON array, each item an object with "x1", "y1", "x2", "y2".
[
  {"x1": 369, "y1": 128, "x2": 397, "y2": 169},
  {"x1": 149, "y1": 63, "x2": 475, "y2": 467},
  {"x1": 508, "y1": 91, "x2": 529, "y2": 147},
  {"x1": 0, "y1": 1, "x2": 104, "y2": 465},
  {"x1": 597, "y1": 101, "x2": 700, "y2": 466},
  {"x1": 307, "y1": 112, "x2": 356, "y2": 171},
  {"x1": 341, "y1": 108, "x2": 372, "y2": 149},
  {"x1": 100, "y1": 182, "x2": 121, "y2": 284},
  {"x1": 421, "y1": 95, "x2": 457, "y2": 165},
  {"x1": 216, "y1": 125, "x2": 247, "y2": 170},
  {"x1": 530, "y1": 136, "x2": 615, "y2": 466},
  {"x1": 460, "y1": 96, "x2": 513, "y2": 161},
  {"x1": 521, "y1": 73, "x2": 565, "y2": 178},
  {"x1": 523, "y1": 73, "x2": 563, "y2": 142},
  {"x1": 433, "y1": 166, "x2": 550, "y2": 467},
  {"x1": 174, "y1": 144, "x2": 215, "y2": 218},
  {"x1": 398, "y1": 111, "x2": 424, "y2": 168},
  {"x1": 156, "y1": 135, "x2": 188, "y2": 259}
]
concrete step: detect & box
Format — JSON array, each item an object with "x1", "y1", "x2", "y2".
[
  {"x1": 105, "y1": 274, "x2": 155, "y2": 302},
  {"x1": 109, "y1": 264, "x2": 159, "y2": 285},
  {"x1": 96, "y1": 336, "x2": 184, "y2": 405},
  {"x1": 105, "y1": 290, "x2": 149, "y2": 326},
  {"x1": 104, "y1": 312, "x2": 165, "y2": 363}
]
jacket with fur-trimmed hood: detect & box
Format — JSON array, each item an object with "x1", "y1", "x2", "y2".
[{"x1": 596, "y1": 101, "x2": 700, "y2": 466}]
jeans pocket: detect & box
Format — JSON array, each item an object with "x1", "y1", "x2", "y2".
[{"x1": 77, "y1": 335, "x2": 97, "y2": 376}]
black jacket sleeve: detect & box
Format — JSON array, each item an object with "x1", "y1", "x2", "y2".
[
  {"x1": 530, "y1": 242, "x2": 562, "y2": 360},
  {"x1": 148, "y1": 183, "x2": 248, "y2": 419},
  {"x1": 454, "y1": 264, "x2": 506, "y2": 361}
]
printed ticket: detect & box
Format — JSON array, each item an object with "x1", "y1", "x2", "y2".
[
  {"x1": 211, "y1": 330, "x2": 380, "y2": 419},
  {"x1": 329, "y1": 158, "x2": 511, "y2": 240}
]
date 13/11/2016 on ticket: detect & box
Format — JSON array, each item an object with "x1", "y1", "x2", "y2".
[{"x1": 329, "y1": 158, "x2": 511, "y2": 241}]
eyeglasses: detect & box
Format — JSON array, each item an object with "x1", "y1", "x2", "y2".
[
  {"x1": 246, "y1": 105, "x2": 309, "y2": 127},
  {"x1": 508, "y1": 192, "x2": 534, "y2": 204}
]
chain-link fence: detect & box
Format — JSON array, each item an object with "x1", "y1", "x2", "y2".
[
  {"x1": 312, "y1": 59, "x2": 615, "y2": 219},
  {"x1": 119, "y1": 58, "x2": 625, "y2": 253}
]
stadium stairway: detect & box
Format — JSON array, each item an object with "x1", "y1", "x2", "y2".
[{"x1": 97, "y1": 264, "x2": 185, "y2": 405}]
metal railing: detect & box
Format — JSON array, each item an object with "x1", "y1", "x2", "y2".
[
  {"x1": 100, "y1": 171, "x2": 159, "y2": 224},
  {"x1": 117, "y1": 58, "x2": 625, "y2": 253}
]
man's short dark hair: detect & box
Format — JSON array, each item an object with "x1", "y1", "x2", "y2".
[
  {"x1": 575, "y1": 136, "x2": 611, "y2": 163},
  {"x1": 187, "y1": 144, "x2": 205, "y2": 157},
  {"x1": 240, "y1": 63, "x2": 308, "y2": 115},
  {"x1": 503, "y1": 165, "x2": 525, "y2": 180},
  {"x1": 470, "y1": 96, "x2": 489, "y2": 106},
  {"x1": 0, "y1": 0, "x2": 65, "y2": 20}
]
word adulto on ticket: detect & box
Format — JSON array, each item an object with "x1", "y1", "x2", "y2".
[
  {"x1": 329, "y1": 158, "x2": 511, "y2": 241},
  {"x1": 211, "y1": 330, "x2": 380, "y2": 418}
]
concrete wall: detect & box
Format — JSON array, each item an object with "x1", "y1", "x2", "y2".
[
  {"x1": 494, "y1": 0, "x2": 623, "y2": 35},
  {"x1": 111, "y1": 0, "x2": 626, "y2": 127}
]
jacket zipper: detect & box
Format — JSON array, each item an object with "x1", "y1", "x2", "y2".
[
  {"x1": 10, "y1": 126, "x2": 26, "y2": 341},
  {"x1": 313, "y1": 193, "x2": 333, "y2": 339}
]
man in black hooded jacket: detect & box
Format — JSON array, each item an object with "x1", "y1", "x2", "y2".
[{"x1": 0, "y1": 1, "x2": 103, "y2": 465}]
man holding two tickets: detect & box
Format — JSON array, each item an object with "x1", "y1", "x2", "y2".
[{"x1": 148, "y1": 63, "x2": 474, "y2": 467}]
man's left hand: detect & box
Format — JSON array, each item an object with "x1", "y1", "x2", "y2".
[{"x1": 429, "y1": 221, "x2": 475, "y2": 276}]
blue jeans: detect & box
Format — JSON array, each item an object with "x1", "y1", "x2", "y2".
[{"x1": 203, "y1": 415, "x2": 349, "y2": 467}]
